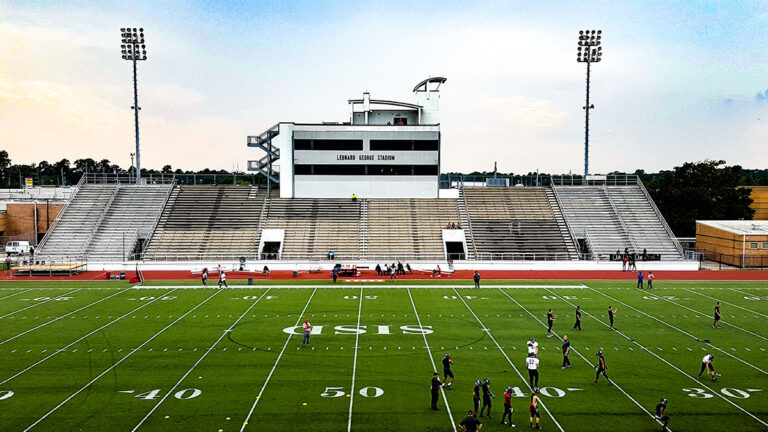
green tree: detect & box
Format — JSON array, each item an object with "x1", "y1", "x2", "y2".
[{"x1": 645, "y1": 160, "x2": 755, "y2": 237}]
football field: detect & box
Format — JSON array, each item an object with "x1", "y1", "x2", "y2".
[{"x1": 0, "y1": 279, "x2": 767, "y2": 431}]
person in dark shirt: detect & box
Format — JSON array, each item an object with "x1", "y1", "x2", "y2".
[
  {"x1": 529, "y1": 388, "x2": 541, "y2": 430},
  {"x1": 473, "y1": 271, "x2": 481, "y2": 288},
  {"x1": 442, "y1": 353, "x2": 454, "y2": 389},
  {"x1": 608, "y1": 306, "x2": 617, "y2": 330},
  {"x1": 430, "y1": 372, "x2": 442, "y2": 410},
  {"x1": 472, "y1": 379, "x2": 482, "y2": 416},
  {"x1": 479, "y1": 377, "x2": 494, "y2": 419},
  {"x1": 592, "y1": 350, "x2": 612, "y2": 386},
  {"x1": 561, "y1": 335, "x2": 571, "y2": 369},
  {"x1": 375, "y1": 264, "x2": 382, "y2": 276},
  {"x1": 573, "y1": 305, "x2": 582, "y2": 331},
  {"x1": 500, "y1": 386, "x2": 515, "y2": 427},
  {"x1": 201, "y1": 267, "x2": 208, "y2": 287},
  {"x1": 546, "y1": 309, "x2": 556, "y2": 337},
  {"x1": 713, "y1": 302, "x2": 722, "y2": 328},
  {"x1": 459, "y1": 410, "x2": 483, "y2": 432},
  {"x1": 654, "y1": 397, "x2": 670, "y2": 432}
]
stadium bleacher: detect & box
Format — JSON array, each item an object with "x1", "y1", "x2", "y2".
[
  {"x1": 143, "y1": 185, "x2": 265, "y2": 260},
  {"x1": 462, "y1": 187, "x2": 579, "y2": 260}
]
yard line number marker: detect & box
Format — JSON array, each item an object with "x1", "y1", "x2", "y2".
[
  {"x1": 0, "y1": 288, "x2": 35, "y2": 302},
  {"x1": 0, "y1": 288, "x2": 81, "y2": 320}
]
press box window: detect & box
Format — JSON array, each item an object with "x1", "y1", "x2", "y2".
[
  {"x1": 294, "y1": 139, "x2": 311, "y2": 150},
  {"x1": 750, "y1": 242, "x2": 759, "y2": 249},
  {"x1": 763, "y1": 242, "x2": 768, "y2": 249}
]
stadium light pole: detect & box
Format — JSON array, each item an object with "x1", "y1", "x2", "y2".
[
  {"x1": 577, "y1": 29, "x2": 602, "y2": 181},
  {"x1": 120, "y1": 27, "x2": 147, "y2": 185}
]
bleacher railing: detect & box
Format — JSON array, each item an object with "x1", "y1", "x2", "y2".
[
  {"x1": 83, "y1": 172, "x2": 176, "y2": 185},
  {"x1": 83, "y1": 184, "x2": 121, "y2": 255},
  {"x1": 138, "y1": 252, "x2": 578, "y2": 262},
  {"x1": 37, "y1": 173, "x2": 86, "y2": 250},
  {"x1": 548, "y1": 184, "x2": 583, "y2": 259},
  {"x1": 550, "y1": 174, "x2": 639, "y2": 186},
  {"x1": 635, "y1": 177, "x2": 685, "y2": 257}
]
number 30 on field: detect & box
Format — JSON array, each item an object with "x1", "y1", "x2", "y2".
[{"x1": 321, "y1": 386, "x2": 384, "y2": 398}]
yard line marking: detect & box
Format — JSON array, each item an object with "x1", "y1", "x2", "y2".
[
  {"x1": 0, "y1": 289, "x2": 178, "y2": 386},
  {"x1": 0, "y1": 288, "x2": 133, "y2": 346},
  {"x1": 585, "y1": 287, "x2": 768, "y2": 376},
  {"x1": 654, "y1": 295, "x2": 768, "y2": 342},
  {"x1": 730, "y1": 287, "x2": 768, "y2": 297},
  {"x1": 545, "y1": 287, "x2": 768, "y2": 429},
  {"x1": 407, "y1": 288, "x2": 457, "y2": 431},
  {"x1": 347, "y1": 286, "x2": 364, "y2": 432},
  {"x1": 0, "y1": 288, "x2": 34, "y2": 301},
  {"x1": 451, "y1": 288, "x2": 565, "y2": 432},
  {"x1": 0, "y1": 289, "x2": 81, "y2": 319},
  {"x1": 131, "y1": 288, "x2": 271, "y2": 431},
  {"x1": 23, "y1": 290, "x2": 222, "y2": 431},
  {"x1": 683, "y1": 288, "x2": 768, "y2": 319},
  {"x1": 240, "y1": 288, "x2": 317, "y2": 432},
  {"x1": 497, "y1": 288, "x2": 671, "y2": 431}
]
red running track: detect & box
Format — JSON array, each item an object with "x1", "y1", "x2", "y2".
[{"x1": 2, "y1": 269, "x2": 768, "y2": 281}]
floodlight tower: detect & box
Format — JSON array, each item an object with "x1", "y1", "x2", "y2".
[
  {"x1": 120, "y1": 27, "x2": 147, "y2": 184},
  {"x1": 577, "y1": 29, "x2": 602, "y2": 180}
]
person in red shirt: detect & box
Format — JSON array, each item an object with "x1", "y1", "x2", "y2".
[{"x1": 500, "y1": 386, "x2": 515, "y2": 427}]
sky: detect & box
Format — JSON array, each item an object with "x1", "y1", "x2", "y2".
[{"x1": 1, "y1": 0, "x2": 768, "y2": 175}]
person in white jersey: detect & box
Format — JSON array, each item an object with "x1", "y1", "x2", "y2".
[{"x1": 525, "y1": 352, "x2": 540, "y2": 389}]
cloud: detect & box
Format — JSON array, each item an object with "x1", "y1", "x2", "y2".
[{"x1": 756, "y1": 89, "x2": 768, "y2": 102}]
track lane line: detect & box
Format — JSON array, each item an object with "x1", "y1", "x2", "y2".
[
  {"x1": 497, "y1": 288, "x2": 671, "y2": 431},
  {"x1": 452, "y1": 287, "x2": 565, "y2": 432},
  {"x1": 585, "y1": 286, "x2": 768, "y2": 376},
  {"x1": 239, "y1": 288, "x2": 318, "y2": 432},
  {"x1": 0, "y1": 288, "x2": 81, "y2": 319},
  {"x1": 0, "y1": 288, "x2": 178, "y2": 386},
  {"x1": 22, "y1": 289, "x2": 223, "y2": 431},
  {"x1": 545, "y1": 287, "x2": 768, "y2": 429},
  {"x1": 407, "y1": 288, "x2": 457, "y2": 431},
  {"x1": 0, "y1": 287, "x2": 133, "y2": 346},
  {"x1": 131, "y1": 288, "x2": 272, "y2": 431}
]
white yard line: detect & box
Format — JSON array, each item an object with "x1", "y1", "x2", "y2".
[
  {"x1": 584, "y1": 286, "x2": 768, "y2": 376},
  {"x1": 545, "y1": 287, "x2": 768, "y2": 429},
  {"x1": 138, "y1": 284, "x2": 588, "y2": 290},
  {"x1": 131, "y1": 288, "x2": 272, "y2": 431},
  {"x1": 239, "y1": 288, "x2": 317, "y2": 432},
  {"x1": 0, "y1": 288, "x2": 132, "y2": 346},
  {"x1": 682, "y1": 288, "x2": 768, "y2": 319},
  {"x1": 496, "y1": 288, "x2": 669, "y2": 430},
  {"x1": 347, "y1": 286, "x2": 364, "y2": 432},
  {"x1": 451, "y1": 287, "x2": 565, "y2": 432},
  {"x1": 0, "y1": 289, "x2": 178, "y2": 386},
  {"x1": 406, "y1": 288, "x2": 457, "y2": 431},
  {"x1": 23, "y1": 290, "x2": 222, "y2": 431},
  {"x1": 0, "y1": 288, "x2": 81, "y2": 319},
  {"x1": 730, "y1": 287, "x2": 768, "y2": 295},
  {"x1": 654, "y1": 295, "x2": 768, "y2": 342},
  {"x1": 0, "y1": 288, "x2": 35, "y2": 301}
]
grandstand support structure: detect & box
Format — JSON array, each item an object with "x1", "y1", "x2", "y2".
[
  {"x1": 247, "y1": 124, "x2": 281, "y2": 188},
  {"x1": 37, "y1": 174, "x2": 85, "y2": 250},
  {"x1": 636, "y1": 178, "x2": 684, "y2": 256}
]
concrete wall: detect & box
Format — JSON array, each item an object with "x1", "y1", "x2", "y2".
[{"x1": 294, "y1": 176, "x2": 437, "y2": 198}]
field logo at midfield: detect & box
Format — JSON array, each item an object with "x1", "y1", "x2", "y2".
[{"x1": 282, "y1": 325, "x2": 433, "y2": 335}]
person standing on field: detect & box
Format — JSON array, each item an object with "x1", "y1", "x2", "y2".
[
  {"x1": 302, "y1": 318, "x2": 312, "y2": 347},
  {"x1": 608, "y1": 306, "x2": 617, "y2": 330},
  {"x1": 573, "y1": 305, "x2": 583, "y2": 331},
  {"x1": 636, "y1": 271, "x2": 644, "y2": 289},
  {"x1": 713, "y1": 302, "x2": 722, "y2": 328},
  {"x1": 561, "y1": 335, "x2": 571, "y2": 369},
  {"x1": 201, "y1": 267, "x2": 208, "y2": 287},
  {"x1": 218, "y1": 271, "x2": 227, "y2": 289},
  {"x1": 431, "y1": 372, "x2": 443, "y2": 410},
  {"x1": 473, "y1": 271, "x2": 481, "y2": 288},
  {"x1": 647, "y1": 271, "x2": 655, "y2": 289}
]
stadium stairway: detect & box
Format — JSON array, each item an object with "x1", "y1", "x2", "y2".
[
  {"x1": 36, "y1": 184, "x2": 119, "y2": 259},
  {"x1": 143, "y1": 185, "x2": 265, "y2": 260},
  {"x1": 87, "y1": 185, "x2": 173, "y2": 261},
  {"x1": 462, "y1": 187, "x2": 579, "y2": 260}
]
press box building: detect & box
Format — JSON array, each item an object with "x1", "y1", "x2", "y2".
[{"x1": 247, "y1": 77, "x2": 446, "y2": 198}]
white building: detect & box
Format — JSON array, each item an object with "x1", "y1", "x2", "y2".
[{"x1": 247, "y1": 77, "x2": 446, "y2": 198}]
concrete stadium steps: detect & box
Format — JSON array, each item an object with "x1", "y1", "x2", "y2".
[
  {"x1": 366, "y1": 198, "x2": 460, "y2": 260},
  {"x1": 554, "y1": 185, "x2": 682, "y2": 259},
  {"x1": 462, "y1": 187, "x2": 578, "y2": 260},
  {"x1": 37, "y1": 184, "x2": 118, "y2": 258},
  {"x1": 87, "y1": 185, "x2": 172, "y2": 261},
  {"x1": 264, "y1": 198, "x2": 360, "y2": 260},
  {"x1": 144, "y1": 185, "x2": 264, "y2": 259},
  {"x1": 603, "y1": 185, "x2": 683, "y2": 259}
]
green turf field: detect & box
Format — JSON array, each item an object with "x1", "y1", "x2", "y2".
[{"x1": 0, "y1": 280, "x2": 767, "y2": 431}]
